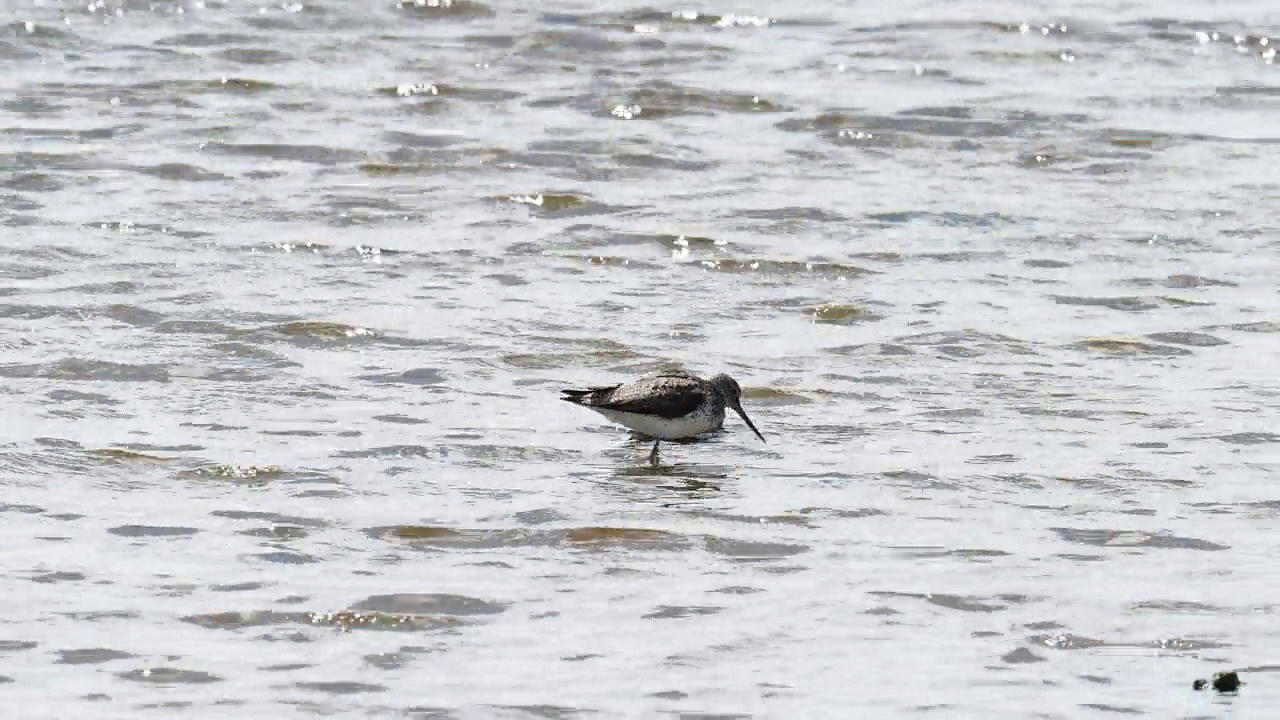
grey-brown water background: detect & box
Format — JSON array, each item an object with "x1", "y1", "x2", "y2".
[{"x1": 2, "y1": 0, "x2": 1279, "y2": 717}]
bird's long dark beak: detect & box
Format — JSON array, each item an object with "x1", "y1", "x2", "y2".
[{"x1": 732, "y1": 404, "x2": 766, "y2": 443}]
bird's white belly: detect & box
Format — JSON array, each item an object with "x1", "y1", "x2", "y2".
[{"x1": 594, "y1": 408, "x2": 721, "y2": 439}]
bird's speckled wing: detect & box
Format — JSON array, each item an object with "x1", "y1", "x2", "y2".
[{"x1": 560, "y1": 371, "x2": 706, "y2": 419}]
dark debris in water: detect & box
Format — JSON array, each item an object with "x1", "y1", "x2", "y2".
[{"x1": 1193, "y1": 671, "x2": 1242, "y2": 693}]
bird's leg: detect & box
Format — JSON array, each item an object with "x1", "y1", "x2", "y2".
[{"x1": 648, "y1": 439, "x2": 660, "y2": 465}]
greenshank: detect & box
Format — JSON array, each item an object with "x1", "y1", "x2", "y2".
[{"x1": 561, "y1": 369, "x2": 765, "y2": 464}]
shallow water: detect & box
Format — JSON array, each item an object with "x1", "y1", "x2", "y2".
[{"x1": 1, "y1": 0, "x2": 1279, "y2": 717}]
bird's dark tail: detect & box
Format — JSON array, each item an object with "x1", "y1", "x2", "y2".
[
  {"x1": 560, "y1": 388, "x2": 592, "y2": 405},
  {"x1": 561, "y1": 384, "x2": 620, "y2": 406}
]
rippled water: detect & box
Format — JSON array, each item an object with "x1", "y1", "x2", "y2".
[{"x1": 2, "y1": 0, "x2": 1279, "y2": 716}]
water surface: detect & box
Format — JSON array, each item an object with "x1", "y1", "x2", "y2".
[{"x1": 1, "y1": 0, "x2": 1279, "y2": 717}]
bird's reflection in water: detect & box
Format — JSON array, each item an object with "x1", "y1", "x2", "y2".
[
  {"x1": 616, "y1": 461, "x2": 730, "y2": 483},
  {"x1": 578, "y1": 449, "x2": 731, "y2": 501},
  {"x1": 564, "y1": 434, "x2": 743, "y2": 502}
]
